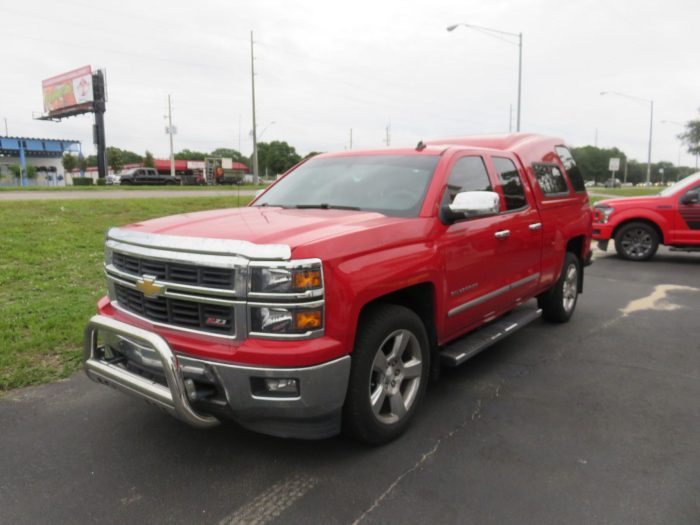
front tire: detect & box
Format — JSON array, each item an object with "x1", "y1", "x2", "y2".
[
  {"x1": 343, "y1": 305, "x2": 430, "y2": 445},
  {"x1": 614, "y1": 221, "x2": 659, "y2": 261},
  {"x1": 538, "y1": 252, "x2": 580, "y2": 323}
]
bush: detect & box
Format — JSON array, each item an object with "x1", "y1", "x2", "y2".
[
  {"x1": 72, "y1": 178, "x2": 94, "y2": 186},
  {"x1": 96, "y1": 178, "x2": 106, "y2": 186}
]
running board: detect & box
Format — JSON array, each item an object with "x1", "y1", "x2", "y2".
[
  {"x1": 669, "y1": 246, "x2": 700, "y2": 253},
  {"x1": 440, "y1": 305, "x2": 542, "y2": 367}
]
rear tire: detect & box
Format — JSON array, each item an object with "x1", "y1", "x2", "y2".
[
  {"x1": 343, "y1": 304, "x2": 430, "y2": 445},
  {"x1": 614, "y1": 221, "x2": 659, "y2": 261},
  {"x1": 538, "y1": 252, "x2": 580, "y2": 323}
]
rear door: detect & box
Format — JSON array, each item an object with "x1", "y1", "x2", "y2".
[{"x1": 487, "y1": 154, "x2": 543, "y2": 303}]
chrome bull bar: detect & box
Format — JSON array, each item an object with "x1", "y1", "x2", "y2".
[{"x1": 83, "y1": 315, "x2": 219, "y2": 428}]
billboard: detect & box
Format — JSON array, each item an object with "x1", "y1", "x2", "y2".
[{"x1": 42, "y1": 66, "x2": 94, "y2": 114}]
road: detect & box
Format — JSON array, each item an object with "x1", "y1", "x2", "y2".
[
  {"x1": 2, "y1": 248, "x2": 699, "y2": 524},
  {"x1": 0, "y1": 189, "x2": 259, "y2": 201}
]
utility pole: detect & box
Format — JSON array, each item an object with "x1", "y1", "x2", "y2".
[
  {"x1": 509, "y1": 105, "x2": 513, "y2": 133},
  {"x1": 167, "y1": 94, "x2": 175, "y2": 179},
  {"x1": 238, "y1": 114, "x2": 242, "y2": 153},
  {"x1": 3, "y1": 117, "x2": 7, "y2": 136},
  {"x1": 250, "y1": 30, "x2": 259, "y2": 186},
  {"x1": 385, "y1": 123, "x2": 391, "y2": 147},
  {"x1": 349, "y1": 128, "x2": 353, "y2": 150}
]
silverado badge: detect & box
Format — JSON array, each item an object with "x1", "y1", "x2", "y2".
[{"x1": 136, "y1": 275, "x2": 164, "y2": 298}]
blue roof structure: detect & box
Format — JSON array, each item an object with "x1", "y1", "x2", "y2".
[{"x1": 0, "y1": 136, "x2": 81, "y2": 158}]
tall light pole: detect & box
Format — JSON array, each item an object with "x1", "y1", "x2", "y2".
[
  {"x1": 447, "y1": 23, "x2": 523, "y2": 132},
  {"x1": 250, "y1": 30, "x2": 259, "y2": 186},
  {"x1": 600, "y1": 91, "x2": 654, "y2": 184},
  {"x1": 166, "y1": 95, "x2": 175, "y2": 179}
]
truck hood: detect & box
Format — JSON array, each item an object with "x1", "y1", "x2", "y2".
[
  {"x1": 596, "y1": 195, "x2": 662, "y2": 209},
  {"x1": 122, "y1": 206, "x2": 417, "y2": 255}
]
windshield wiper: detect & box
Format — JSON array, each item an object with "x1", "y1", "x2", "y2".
[{"x1": 294, "y1": 203, "x2": 361, "y2": 211}]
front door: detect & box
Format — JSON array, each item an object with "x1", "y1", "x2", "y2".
[
  {"x1": 439, "y1": 154, "x2": 511, "y2": 341},
  {"x1": 673, "y1": 183, "x2": 700, "y2": 245}
]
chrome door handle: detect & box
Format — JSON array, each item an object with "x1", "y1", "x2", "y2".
[
  {"x1": 495, "y1": 230, "x2": 511, "y2": 239},
  {"x1": 529, "y1": 222, "x2": 542, "y2": 231}
]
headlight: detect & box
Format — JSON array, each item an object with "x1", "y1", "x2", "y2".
[
  {"x1": 250, "y1": 305, "x2": 323, "y2": 335},
  {"x1": 595, "y1": 206, "x2": 614, "y2": 223},
  {"x1": 250, "y1": 263, "x2": 323, "y2": 294}
]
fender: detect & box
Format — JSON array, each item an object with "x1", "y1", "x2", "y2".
[{"x1": 608, "y1": 208, "x2": 668, "y2": 242}]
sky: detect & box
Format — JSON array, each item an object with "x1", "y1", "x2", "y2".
[{"x1": 2, "y1": 0, "x2": 699, "y2": 166}]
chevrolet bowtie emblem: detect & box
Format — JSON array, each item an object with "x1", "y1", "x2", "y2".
[{"x1": 136, "y1": 275, "x2": 164, "y2": 298}]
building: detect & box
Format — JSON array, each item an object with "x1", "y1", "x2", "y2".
[{"x1": 0, "y1": 136, "x2": 81, "y2": 187}]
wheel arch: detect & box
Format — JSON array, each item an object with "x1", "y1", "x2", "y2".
[
  {"x1": 565, "y1": 235, "x2": 586, "y2": 293},
  {"x1": 612, "y1": 217, "x2": 665, "y2": 245},
  {"x1": 355, "y1": 282, "x2": 439, "y2": 379}
]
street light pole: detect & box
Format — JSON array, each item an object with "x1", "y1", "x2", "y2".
[
  {"x1": 600, "y1": 91, "x2": 654, "y2": 184},
  {"x1": 250, "y1": 30, "x2": 259, "y2": 186},
  {"x1": 167, "y1": 94, "x2": 175, "y2": 179},
  {"x1": 447, "y1": 23, "x2": 523, "y2": 132}
]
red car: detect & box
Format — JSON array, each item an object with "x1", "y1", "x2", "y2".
[
  {"x1": 593, "y1": 173, "x2": 700, "y2": 260},
  {"x1": 83, "y1": 134, "x2": 592, "y2": 444}
]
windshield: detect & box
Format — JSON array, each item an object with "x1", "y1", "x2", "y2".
[
  {"x1": 254, "y1": 154, "x2": 440, "y2": 217},
  {"x1": 658, "y1": 172, "x2": 700, "y2": 196}
]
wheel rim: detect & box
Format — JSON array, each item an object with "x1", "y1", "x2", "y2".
[
  {"x1": 369, "y1": 329, "x2": 423, "y2": 425},
  {"x1": 621, "y1": 228, "x2": 653, "y2": 258},
  {"x1": 562, "y1": 263, "x2": 578, "y2": 313}
]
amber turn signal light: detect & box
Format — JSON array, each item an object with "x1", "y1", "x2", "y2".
[
  {"x1": 294, "y1": 309, "x2": 322, "y2": 330},
  {"x1": 292, "y1": 269, "x2": 322, "y2": 290}
]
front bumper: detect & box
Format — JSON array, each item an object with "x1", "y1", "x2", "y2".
[
  {"x1": 84, "y1": 315, "x2": 351, "y2": 439},
  {"x1": 592, "y1": 223, "x2": 614, "y2": 241}
]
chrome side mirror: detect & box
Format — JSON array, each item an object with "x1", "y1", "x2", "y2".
[{"x1": 448, "y1": 191, "x2": 500, "y2": 219}]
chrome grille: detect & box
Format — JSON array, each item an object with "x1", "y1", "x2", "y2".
[
  {"x1": 112, "y1": 252, "x2": 234, "y2": 289},
  {"x1": 114, "y1": 283, "x2": 235, "y2": 335}
]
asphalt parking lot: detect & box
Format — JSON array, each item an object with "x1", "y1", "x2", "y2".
[{"x1": 1, "y1": 247, "x2": 699, "y2": 525}]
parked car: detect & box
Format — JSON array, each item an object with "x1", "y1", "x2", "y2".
[
  {"x1": 119, "y1": 168, "x2": 180, "y2": 185},
  {"x1": 83, "y1": 133, "x2": 592, "y2": 444},
  {"x1": 106, "y1": 174, "x2": 121, "y2": 185},
  {"x1": 593, "y1": 173, "x2": 700, "y2": 260}
]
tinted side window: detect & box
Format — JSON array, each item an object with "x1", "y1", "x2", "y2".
[
  {"x1": 555, "y1": 146, "x2": 586, "y2": 192},
  {"x1": 445, "y1": 156, "x2": 492, "y2": 203},
  {"x1": 533, "y1": 163, "x2": 569, "y2": 196},
  {"x1": 492, "y1": 157, "x2": 527, "y2": 211}
]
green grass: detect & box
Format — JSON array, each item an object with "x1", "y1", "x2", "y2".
[
  {"x1": 0, "y1": 196, "x2": 252, "y2": 392},
  {"x1": 0, "y1": 184, "x2": 268, "y2": 192},
  {"x1": 588, "y1": 187, "x2": 661, "y2": 197}
]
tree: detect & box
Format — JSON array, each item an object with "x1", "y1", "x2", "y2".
[
  {"x1": 107, "y1": 147, "x2": 124, "y2": 174},
  {"x1": 61, "y1": 153, "x2": 77, "y2": 174},
  {"x1": 571, "y1": 146, "x2": 628, "y2": 184},
  {"x1": 678, "y1": 109, "x2": 700, "y2": 165},
  {"x1": 174, "y1": 149, "x2": 207, "y2": 161},
  {"x1": 9, "y1": 164, "x2": 37, "y2": 180},
  {"x1": 144, "y1": 150, "x2": 155, "y2": 168},
  {"x1": 257, "y1": 141, "x2": 301, "y2": 176},
  {"x1": 210, "y1": 148, "x2": 248, "y2": 166},
  {"x1": 302, "y1": 151, "x2": 323, "y2": 161}
]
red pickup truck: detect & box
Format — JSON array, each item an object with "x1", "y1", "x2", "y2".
[
  {"x1": 593, "y1": 173, "x2": 700, "y2": 260},
  {"x1": 84, "y1": 133, "x2": 592, "y2": 444}
]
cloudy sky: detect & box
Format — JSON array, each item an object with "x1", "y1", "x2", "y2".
[{"x1": 2, "y1": 0, "x2": 699, "y2": 166}]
